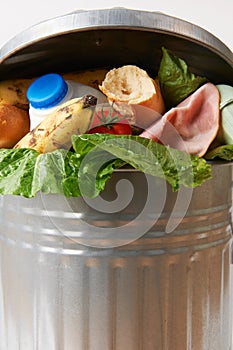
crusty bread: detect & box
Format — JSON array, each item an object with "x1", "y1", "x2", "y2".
[
  {"x1": 0, "y1": 104, "x2": 30, "y2": 148},
  {"x1": 99, "y1": 65, "x2": 165, "y2": 115}
]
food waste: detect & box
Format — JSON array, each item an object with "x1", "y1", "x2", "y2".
[{"x1": 0, "y1": 47, "x2": 232, "y2": 197}]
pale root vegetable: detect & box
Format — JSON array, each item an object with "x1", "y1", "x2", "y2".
[
  {"x1": 99, "y1": 65, "x2": 165, "y2": 115},
  {"x1": 0, "y1": 104, "x2": 30, "y2": 148},
  {"x1": 15, "y1": 95, "x2": 97, "y2": 153}
]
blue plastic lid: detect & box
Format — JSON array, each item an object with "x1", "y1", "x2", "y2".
[{"x1": 27, "y1": 73, "x2": 68, "y2": 109}]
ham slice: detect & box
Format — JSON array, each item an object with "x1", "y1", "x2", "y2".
[{"x1": 140, "y1": 83, "x2": 220, "y2": 156}]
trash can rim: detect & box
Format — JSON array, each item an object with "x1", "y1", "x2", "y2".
[{"x1": 0, "y1": 7, "x2": 232, "y2": 67}]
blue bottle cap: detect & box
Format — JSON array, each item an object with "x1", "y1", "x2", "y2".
[{"x1": 27, "y1": 73, "x2": 68, "y2": 109}]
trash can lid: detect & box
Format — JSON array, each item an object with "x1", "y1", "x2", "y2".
[{"x1": 0, "y1": 8, "x2": 232, "y2": 84}]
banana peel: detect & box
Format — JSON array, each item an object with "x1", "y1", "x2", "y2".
[
  {"x1": 0, "y1": 78, "x2": 33, "y2": 109},
  {"x1": 0, "y1": 69, "x2": 108, "y2": 110},
  {"x1": 63, "y1": 68, "x2": 108, "y2": 90},
  {"x1": 15, "y1": 95, "x2": 97, "y2": 153}
]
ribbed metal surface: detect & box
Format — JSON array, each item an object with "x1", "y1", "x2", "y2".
[
  {"x1": 0, "y1": 165, "x2": 232, "y2": 350},
  {"x1": 0, "y1": 8, "x2": 232, "y2": 350}
]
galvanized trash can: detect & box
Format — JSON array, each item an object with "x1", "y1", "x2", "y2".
[{"x1": 0, "y1": 8, "x2": 232, "y2": 350}]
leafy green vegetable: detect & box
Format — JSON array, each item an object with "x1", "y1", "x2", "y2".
[
  {"x1": 32, "y1": 150, "x2": 72, "y2": 196},
  {"x1": 0, "y1": 148, "x2": 74, "y2": 198},
  {"x1": 72, "y1": 134, "x2": 212, "y2": 192},
  {"x1": 205, "y1": 144, "x2": 233, "y2": 161},
  {"x1": 158, "y1": 47, "x2": 208, "y2": 109},
  {"x1": 69, "y1": 139, "x2": 125, "y2": 197},
  {"x1": 0, "y1": 134, "x2": 212, "y2": 198},
  {"x1": 0, "y1": 148, "x2": 38, "y2": 197}
]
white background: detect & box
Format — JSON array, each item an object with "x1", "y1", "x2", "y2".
[
  {"x1": 0, "y1": 0, "x2": 232, "y2": 52},
  {"x1": 0, "y1": 0, "x2": 232, "y2": 343}
]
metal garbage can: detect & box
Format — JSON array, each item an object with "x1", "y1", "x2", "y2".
[{"x1": 0, "y1": 8, "x2": 232, "y2": 350}]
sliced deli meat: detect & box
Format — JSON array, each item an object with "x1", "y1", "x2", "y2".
[{"x1": 140, "y1": 83, "x2": 220, "y2": 157}]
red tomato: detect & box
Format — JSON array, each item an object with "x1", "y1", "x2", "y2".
[
  {"x1": 88, "y1": 121, "x2": 132, "y2": 135},
  {"x1": 88, "y1": 105, "x2": 132, "y2": 135}
]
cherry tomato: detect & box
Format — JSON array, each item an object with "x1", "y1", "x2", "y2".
[
  {"x1": 88, "y1": 105, "x2": 132, "y2": 135},
  {"x1": 88, "y1": 121, "x2": 132, "y2": 135}
]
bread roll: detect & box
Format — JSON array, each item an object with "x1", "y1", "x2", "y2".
[
  {"x1": 99, "y1": 65, "x2": 165, "y2": 115},
  {"x1": 0, "y1": 104, "x2": 30, "y2": 148}
]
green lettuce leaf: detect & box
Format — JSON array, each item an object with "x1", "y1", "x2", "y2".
[
  {"x1": 66, "y1": 142, "x2": 125, "y2": 197},
  {"x1": 205, "y1": 144, "x2": 233, "y2": 161},
  {"x1": 72, "y1": 134, "x2": 212, "y2": 193},
  {"x1": 32, "y1": 149, "x2": 73, "y2": 196},
  {"x1": 0, "y1": 148, "x2": 75, "y2": 197},
  {"x1": 158, "y1": 47, "x2": 208, "y2": 109},
  {"x1": 0, "y1": 134, "x2": 212, "y2": 198},
  {"x1": 0, "y1": 148, "x2": 39, "y2": 197},
  {"x1": 0, "y1": 145, "x2": 126, "y2": 198}
]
